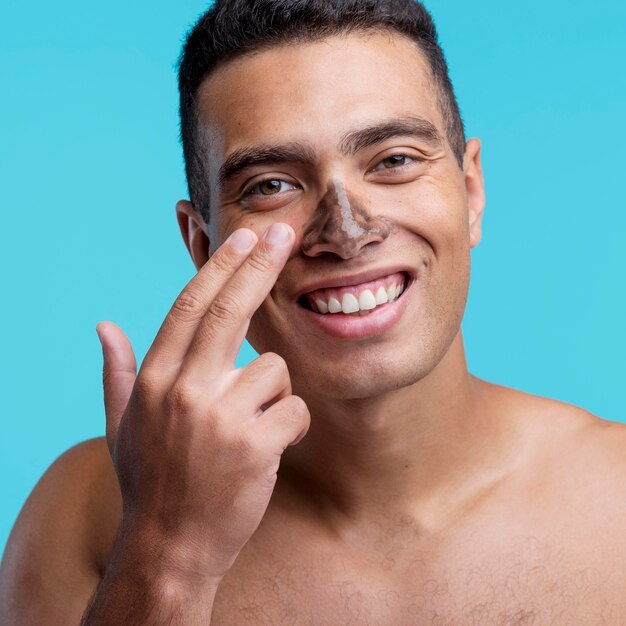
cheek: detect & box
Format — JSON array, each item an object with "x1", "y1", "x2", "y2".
[
  {"x1": 212, "y1": 206, "x2": 314, "y2": 250},
  {"x1": 209, "y1": 213, "x2": 236, "y2": 249},
  {"x1": 210, "y1": 213, "x2": 271, "y2": 250},
  {"x1": 369, "y1": 176, "x2": 469, "y2": 252}
]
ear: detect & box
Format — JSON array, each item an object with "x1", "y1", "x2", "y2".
[
  {"x1": 462, "y1": 138, "x2": 486, "y2": 249},
  {"x1": 175, "y1": 200, "x2": 211, "y2": 270}
]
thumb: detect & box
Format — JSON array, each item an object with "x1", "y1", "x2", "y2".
[{"x1": 96, "y1": 321, "x2": 137, "y2": 456}]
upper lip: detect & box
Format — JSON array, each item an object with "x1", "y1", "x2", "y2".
[{"x1": 295, "y1": 265, "x2": 414, "y2": 298}]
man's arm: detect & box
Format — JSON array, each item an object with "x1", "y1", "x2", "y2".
[
  {"x1": 79, "y1": 525, "x2": 220, "y2": 626},
  {"x1": 3, "y1": 223, "x2": 310, "y2": 625},
  {"x1": 0, "y1": 438, "x2": 118, "y2": 625},
  {"x1": 0, "y1": 437, "x2": 220, "y2": 626}
]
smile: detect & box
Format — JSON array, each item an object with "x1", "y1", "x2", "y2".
[
  {"x1": 294, "y1": 269, "x2": 413, "y2": 340},
  {"x1": 299, "y1": 271, "x2": 408, "y2": 315}
]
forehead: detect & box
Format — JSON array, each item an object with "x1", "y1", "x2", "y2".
[{"x1": 196, "y1": 31, "x2": 445, "y2": 162}]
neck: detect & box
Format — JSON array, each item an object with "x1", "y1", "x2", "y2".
[{"x1": 277, "y1": 332, "x2": 522, "y2": 533}]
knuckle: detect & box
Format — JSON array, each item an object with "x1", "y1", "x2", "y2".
[
  {"x1": 243, "y1": 352, "x2": 290, "y2": 388},
  {"x1": 133, "y1": 370, "x2": 161, "y2": 399},
  {"x1": 246, "y1": 250, "x2": 274, "y2": 274},
  {"x1": 172, "y1": 288, "x2": 205, "y2": 318},
  {"x1": 287, "y1": 395, "x2": 310, "y2": 419},
  {"x1": 165, "y1": 379, "x2": 199, "y2": 413},
  {"x1": 206, "y1": 293, "x2": 240, "y2": 325},
  {"x1": 258, "y1": 351, "x2": 288, "y2": 373},
  {"x1": 209, "y1": 249, "x2": 235, "y2": 275},
  {"x1": 269, "y1": 395, "x2": 308, "y2": 424}
]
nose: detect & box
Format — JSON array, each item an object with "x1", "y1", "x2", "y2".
[{"x1": 301, "y1": 179, "x2": 390, "y2": 259}]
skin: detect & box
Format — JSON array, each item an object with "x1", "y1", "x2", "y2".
[
  {"x1": 301, "y1": 178, "x2": 389, "y2": 253},
  {"x1": 2, "y1": 30, "x2": 626, "y2": 626}
]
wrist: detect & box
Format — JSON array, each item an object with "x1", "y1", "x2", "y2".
[
  {"x1": 111, "y1": 518, "x2": 225, "y2": 594},
  {"x1": 83, "y1": 526, "x2": 222, "y2": 626}
]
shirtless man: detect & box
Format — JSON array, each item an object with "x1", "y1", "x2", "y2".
[{"x1": 1, "y1": 1, "x2": 625, "y2": 624}]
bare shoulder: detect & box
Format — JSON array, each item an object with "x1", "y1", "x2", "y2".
[
  {"x1": 474, "y1": 378, "x2": 626, "y2": 480},
  {"x1": 0, "y1": 437, "x2": 121, "y2": 625},
  {"x1": 519, "y1": 385, "x2": 626, "y2": 468},
  {"x1": 475, "y1": 374, "x2": 623, "y2": 438}
]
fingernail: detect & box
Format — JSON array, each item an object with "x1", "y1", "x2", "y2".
[
  {"x1": 264, "y1": 223, "x2": 291, "y2": 246},
  {"x1": 228, "y1": 228, "x2": 256, "y2": 251}
]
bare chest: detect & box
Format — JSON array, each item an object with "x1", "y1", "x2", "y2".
[{"x1": 210, "y1": 531, "x2": 625, "y2": 625}]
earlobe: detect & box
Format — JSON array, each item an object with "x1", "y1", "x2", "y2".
[
  {"x1": 175, "y1": 200, "x2": 211, "y2": 270},
  {"x1": 463, "y1": 138, "x2": 486, "y2": 249}
]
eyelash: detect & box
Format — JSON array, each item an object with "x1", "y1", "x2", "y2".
[
  {"x1": 371, "y1": 154, "x2": 417, "y2": 171},
  {"x1": 245, "y1": 179, "x2": 298, "y2": 196},
  {"x1": 243, "y1": 153, "x2": 420, "y2": 197}
]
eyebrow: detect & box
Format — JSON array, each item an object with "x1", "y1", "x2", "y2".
[
  {"x1": 217, "y1": 115, "x2": 443, "y2": 188},
  {"x1": 338, "y1": 115, "x2": 443, "y2": 155},
  {"x1": 218, "y1": 144, "x2": 316, "y2": 188}
]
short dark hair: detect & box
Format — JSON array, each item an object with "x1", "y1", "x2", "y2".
[{"x1": 177, "y1": 0, "x2": 466, "y2": 223}]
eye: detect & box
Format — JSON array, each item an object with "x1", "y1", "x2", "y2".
[
  {"x1": 247, "y1": 179, "x2": 298, "y2": 196},
  {"x1": 372, "y1": 154, "x2": 413, "y2": 171}
]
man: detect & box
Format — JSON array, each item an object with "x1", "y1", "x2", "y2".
[{"x1": 1, "y1": 0, "x2": 625, "y2": 623}]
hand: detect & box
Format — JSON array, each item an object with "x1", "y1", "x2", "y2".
[{"x1": 96, "y1": 222, "x2": 310, "y2": 583}]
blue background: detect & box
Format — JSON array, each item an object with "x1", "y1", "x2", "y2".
[{"x1": 1, "y1": 0, "x2": 624, "y2": 554}]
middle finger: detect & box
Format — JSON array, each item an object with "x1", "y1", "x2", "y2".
[{"x1": 178, "y1": 222, "x2": 295, "y2": 380}]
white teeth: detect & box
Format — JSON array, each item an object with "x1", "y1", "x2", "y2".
[
  {"x1": 315, "y1": 299, "x2": 329, "y2": 314},
  {"x1": 375, "y1": 286, "x2": 388, "y2": 305},
  {"x1": 341, "y1": 293, "x2": 360, "y2": 314},
  {"x1": 358, "y1": 289, "x2": 377, "y2": 311},
  {"x1": 310, "y1": 276, "x2": 407, "y2": 314},
  {"x1": 328, "y1": 297, "x2": 342, "y2": 314}
]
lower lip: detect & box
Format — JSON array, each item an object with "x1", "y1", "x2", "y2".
[{"x1": 295, "y1": 280, "x2": 413, "y2": 339}]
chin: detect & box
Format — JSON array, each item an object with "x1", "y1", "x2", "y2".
[
  {"x1": 301, "y1": 369, "x2": 426, "y2": 401},
  {"x1": 247, "y1": 301, "x2": 465, "y2": 402},
  {"x1": 289, "y1": 345, "x2": 447, "y2": 401}
]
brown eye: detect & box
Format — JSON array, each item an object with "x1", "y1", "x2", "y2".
[
  {"x1": 259, "y1": 179, "x2": 282, "y2": 195},
  {"x1": 248, "y1": 179, "x2": 297, "y2": 196},
  {"x1": 379, "y1": 155, "x2": 410, "y2": 169}
]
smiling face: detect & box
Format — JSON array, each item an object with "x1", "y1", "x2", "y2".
[{"x1": 192, "y1": 30, "x2": 485, "y2": 400}]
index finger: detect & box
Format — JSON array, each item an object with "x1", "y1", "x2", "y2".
[
  {"x1": 142, "y1": 227, "x2": 258, "y2": 373},
  {"x1": 178, "y1": 222, "x2": 295, "y2": 378}
]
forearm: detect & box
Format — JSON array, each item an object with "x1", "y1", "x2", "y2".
[{"x1": 81, "y1": 529, "x2": 220, "y2": 625}]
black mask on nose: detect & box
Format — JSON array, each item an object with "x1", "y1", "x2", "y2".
[{"x1": 301, "y1": 178, "x2": 390, "y2": 258}]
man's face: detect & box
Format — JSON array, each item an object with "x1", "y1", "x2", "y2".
[{"x1": 195, "y1": 31, "x2": 484, "y2": 400}]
